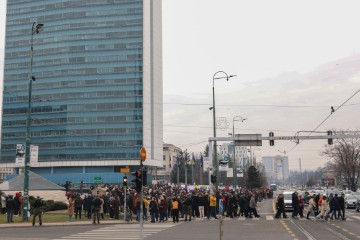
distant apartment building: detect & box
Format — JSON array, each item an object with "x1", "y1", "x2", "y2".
[
  {"x1": 149, "y1": 143, "x2": 181, "y2": 184},
  {"x1": 262, "y1": 155, "x2": 289, "y2": 184}
]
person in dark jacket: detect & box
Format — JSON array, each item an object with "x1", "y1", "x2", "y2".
[
  {"x1": 192, "y1": 193, "x2": 200, "y2": 218},
  {"x1": 227, "y1": 192, "x2": 238, "y2": 218},
  {"x1": 183, "y1": 194, "x2": 193, "y2": 221},
  {"x1": 239, "y1": 194, "x2": 246, "y2": 217},
  {"x1": 158, "y1": 196, "x2": 167, "y2": 222},
  {"x1": 32, "y1": 196, "x2": 43, "y2": 226},
  {"x1": 330, "y1": 193, "x2": 340, "y2": 220},
  {"x1": 74, "y1": 194, "x2": 83, "y2": 220},
  {"x1": 339, "y1": 193, "x2": 346, "y2": 220},
  {"x1": 6, "y1": 195, "x2": 15, "y2": 223},
  {"x1": 291, "y1": 191, "x2": 299, "y2": 219},
  {"x1": 315, "y1": 194, "x2": 320, "y2": 216},
  {"x1": 113, "y1": 195, "x2": 120, "y2": 219},
  {"x1": 86, "y1": 195, "x2": 93, "y2": 219},
  {"x1": 149, "y1": 197, "x2": 158, "y2": 223},
  {"x1": 274, "y1": 193, "x2": 288, "y2": 219}
]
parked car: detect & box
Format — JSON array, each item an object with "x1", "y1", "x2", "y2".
[{"x1": 345, "y1": 194, "x2": 358, "y2": 209}]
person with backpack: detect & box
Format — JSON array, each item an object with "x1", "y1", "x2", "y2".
[
  {"x1": 32, "y1": 196, "x2": 43, "y2": 226},
  {"x1": 92, "y1": 194, "x2": 102, "y2": 224},
  {"x1": 171, "y1": 196, "x2": 179, "y2": 223}
]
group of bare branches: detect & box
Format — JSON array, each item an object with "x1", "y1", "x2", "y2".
[{"x1": 323, "y1": 131, "x2": 360, "y2": 191}]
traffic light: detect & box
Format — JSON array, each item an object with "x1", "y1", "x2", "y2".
[
  {"x1": 123, "y1": 175, "x2": 127, "y2": 187},
  {"x1": 327, "y1": 130, "x2": 333, "y2": 145},
  {"x1": 211, "y1": 174, "x2": 217, "y2": 183},
  {"x1": 131, "y1": 171, "x2": 142, "y2": 193},
  {"x1": 269, "y1": 132, "x2": 274, "y2": 146}
]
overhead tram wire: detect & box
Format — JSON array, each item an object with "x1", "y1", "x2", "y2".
[
  {"x1": 161, "y1": 102, "x2": 360, "y2": 108},
  {"x1": 286, "y1": 88, "x2": 360, "y2": 153}
]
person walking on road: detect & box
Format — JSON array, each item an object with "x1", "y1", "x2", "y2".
[
  {"x1": 339, "y1": 193, "x2": 346, "y2": 220},
  {"x1": 331, "y1": 194, "x2": 341, "y2": 220},
  {"x1": 306, "y1": 195, "x2": 316, "y2": 219},
  {"x1": 274, "y1": 193, "x2": 287, "y2": 219},
  {"x1": 291, "y1": 191, "x2": 299, "y2": 219},
  {"x1": 249, "y1": 193, "x2": 260, "y2": 218},
  {"x1": 32, "y1": 196, "x2": 43, "y2": 226},
  {"x1": 317, "y1": 195, "x2": 329, "y2": 221}
]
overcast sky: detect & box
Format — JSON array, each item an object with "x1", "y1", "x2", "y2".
[{"x1": 1, "y1": 1, "x2": 360, "y2": 170}]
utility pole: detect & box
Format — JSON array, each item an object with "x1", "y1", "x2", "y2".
[
  {"x1": 299, "y1": 158, "x2": 303, "y2": 190},
  {"x1": 191, "y1": 155, "x2": 195, "y2": 185},
  {"x1": 185, "y1": 163, "x2": 187, "y2": 185},
  {"x1": 176, "y1": 155, "x2": 179, "y2": 185}
]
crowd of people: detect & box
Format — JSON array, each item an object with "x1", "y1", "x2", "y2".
[
  {"x1": 63, "y1": 184, "x2": 274, "y2": 224},
  {"x1": 1, "y1": 192, "x2": 23, "y2": 223},
  {"x1": 274, "y1": 191, "x2": 347, "y2": 221},
  {"x1": 2, "y1": 184, "x2": 351, "y2": 226}
]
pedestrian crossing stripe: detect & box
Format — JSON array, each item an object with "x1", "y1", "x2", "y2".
[
  {"x1": 175, "y1": 215, "x2": 359, "y2": 222},
  {"x1": 52, "y1": 223, "x2": 177, "y2": 240}
]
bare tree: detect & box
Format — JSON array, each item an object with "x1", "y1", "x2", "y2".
[{"x1": 323, "y1": 132, "x2": 360, "y2": 191}]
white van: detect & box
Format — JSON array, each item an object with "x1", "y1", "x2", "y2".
[{"x1": 283, "y1": 191, "x2": 294, "y2": 211}]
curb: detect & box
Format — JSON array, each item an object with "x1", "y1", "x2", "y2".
[{"x1": 0, "y1": 220, "x2": 138, "y2": 228}]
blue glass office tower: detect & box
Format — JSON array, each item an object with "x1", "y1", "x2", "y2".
[{"x1": 1, "y1": 0, "x2": 163, "y2": 184}]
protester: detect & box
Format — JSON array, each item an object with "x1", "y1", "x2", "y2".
[{"x1": 32, "y1": 196, "x2": 43, "y2": 226}]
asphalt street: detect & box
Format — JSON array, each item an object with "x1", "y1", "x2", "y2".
[{"x1": 1, "y1": 198, "x2": 360, "y2": 240}]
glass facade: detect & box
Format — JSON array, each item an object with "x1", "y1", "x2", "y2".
[{"x1": 1, "y1": 0, "x2": 162, "y2": 173}]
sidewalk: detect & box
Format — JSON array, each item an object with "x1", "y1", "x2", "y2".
[{"x1": 0, "y1": 219, "x2": 137, "y2": 228}]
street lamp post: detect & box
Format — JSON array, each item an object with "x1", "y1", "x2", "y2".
[
  {"x1": 232, "y1": 116, "x2": 247, "y2": 190},
  {"x1": 23, "y1": 22, "x2": 44, "y2": 221},
  {"x1": 211, "y1": 71, "x2": 236, "y2": 189},
  {"x1": 278, "y1": 150, "x2": 286, "y2": 187}
]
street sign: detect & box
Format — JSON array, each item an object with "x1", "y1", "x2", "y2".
[
  {"x1": 234, "y1": 134, "x2": 262, "y2": 146},
  {"x1": 94, "y1": 176, "x2": 102, "y2": 183},
  {"x1": 15, "y1": 144, "x2": 26, "y2": 167},
  {"x1": 30, "y1": 145, "x2": 39, "y2": 166},
  {"x1": 120, "y1": 168, "x2": 130, "y2": 173},
  {"x1": 140, "y1": 147, "x2": 146, "y2": 162}
]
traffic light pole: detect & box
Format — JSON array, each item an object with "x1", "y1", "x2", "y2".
[
  {"x1": 140, "y1": 161, "x2": 144, "y2": 239},
  {"x1": 209, "y1": 133, "x2": 360, "y2": 144},
  {"x1": 124, "y1": 187, "x2": 126, "y2": 221},
  {"x1": 208, "y1": 133, "x2": 360, "y2": 190}
]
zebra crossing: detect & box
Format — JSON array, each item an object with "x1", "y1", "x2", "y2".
[
  {"x1": 201, "y1": 214, "x2": 358, "y2": 221},
  {"x1": 52, "y1": 223, "x2": 178, "y2": 240}
]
